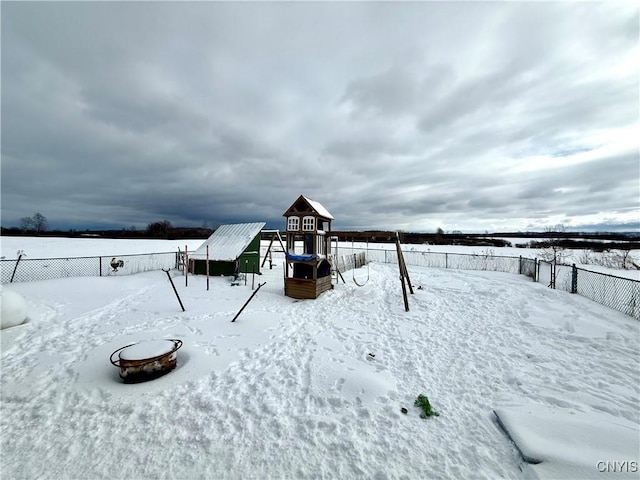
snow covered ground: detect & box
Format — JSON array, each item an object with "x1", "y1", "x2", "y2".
[{"x1": 1, "y1": 236, "x2": 638, "y2": 479}]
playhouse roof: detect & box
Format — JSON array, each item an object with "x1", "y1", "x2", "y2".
[
  {"x1": 190, "y1": 222, "x2": 266, "y2": 261},
  {"x1": 283, "y1": 195, "x2": 334, "y2": 220}
]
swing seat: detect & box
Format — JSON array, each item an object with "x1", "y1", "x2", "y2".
[
  {"x1": 351, "y1": 246, "x2": 370, "y2": 287},
  {"x1": 352, "y1": 260, "x2": 370, "y2": 286},
  {"x1": 353, "y1": 270, "x2": 369, "y2": 287}
]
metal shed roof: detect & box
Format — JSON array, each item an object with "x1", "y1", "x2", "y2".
[{"x1": 190, "y1": 222, "x2": 266, "y2": 261}]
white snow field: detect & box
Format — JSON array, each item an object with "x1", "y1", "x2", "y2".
[
  {"x1": 0, "y1": 236, "x2": 204, "y2": 259},
  {"x1": 1, "y1": 252, "x2": 638, "y2": 479}
]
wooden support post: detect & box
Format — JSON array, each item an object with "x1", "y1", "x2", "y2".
[
  {"x1": 395, "y1": 232, "x2": 413, "y2": 293},
  {"x1": 184, "y1": 245, "x2": 188, "y2": 287},
  {"x1": 206, "y1": 245, "x2": 210, "y2": 291},
  {"x1": 400, "y1": 272, "x2": 409, "y2": 312},
  {"x1": 400, "y1": 247, "x2": 414, "y2": 294},
  {"x1": 395, "y1": 233, "x2": 410, "y2": 311},
  {"x1": 261, "y1": 231, "x2": 287, "y2": 267},
  {"x1": 261, "y1": 235, "x2": 275, "y2": 268}
]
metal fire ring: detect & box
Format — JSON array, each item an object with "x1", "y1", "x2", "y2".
[{"x1": 109, "y1": 339, "x2": 183, "y2": 369}]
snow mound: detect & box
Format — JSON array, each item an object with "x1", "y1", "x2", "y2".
[
  {"x1": 119, "y1": 339, "x2": 179, "y2": 360},
  {"x1": 1, "y1": 288, "x2": 28, "y2": 329},
  {"x1": 494, "y1": 404, "x2": 640, "y2": 479}
]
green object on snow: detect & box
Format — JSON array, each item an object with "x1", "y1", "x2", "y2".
[{"x1": 414, "y1": 394, "x2": 440, "y2": 418}]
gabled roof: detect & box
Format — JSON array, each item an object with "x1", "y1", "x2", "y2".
[
  {"x1": 283, "y1": 195, "x2": 334, "y2": 220},
  {"x1": 190, "y1": 222, "x2": 266, "y2": 261}
]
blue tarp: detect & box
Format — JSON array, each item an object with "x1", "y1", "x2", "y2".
[{"x1": 286, "y1": 253, "x2": 317, "y2": 262}]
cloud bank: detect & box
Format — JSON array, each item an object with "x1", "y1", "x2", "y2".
[{"x1": 2, "y1": 2, "x2": 638, "y2": 232}]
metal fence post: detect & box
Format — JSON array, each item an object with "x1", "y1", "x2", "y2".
[
  {"x1": 519, "y1": 256, "x2": 522, "y2": 275},
  {"x1": 571, "y1": 264, "x2": 577, "y2": 294},
  {"x1": 10, "y1": 253, "x2": 23, "y2": 283},
  {"x1": 99, "y1": 256, "x2": 102, "y2": 277},
  {"x1": 445, "y1": 253, "x2": 448, "y2": 269}
]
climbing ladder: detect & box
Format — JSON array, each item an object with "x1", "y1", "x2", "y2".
[{"x1": 177, "y1": 248, "x2": 186, "y2": 272}]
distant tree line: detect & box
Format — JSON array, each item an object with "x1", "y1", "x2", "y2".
[
  {"x1": 4, "y1": 214, "x2": 638, "y2": 247},
  {"x1": 327, "y1": 230, "x2": 639, "y2": 249},
  {"x1": 328, "y1": 230, "x2": 514, "y2": 247},
  {"x1": 2, "y1": 217, "x2": 213, "y2": 240},
  {"x1": 141, "y1": 220, "x2": 215, "y2": 239}
]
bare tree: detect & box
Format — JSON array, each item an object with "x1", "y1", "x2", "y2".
[
  {"x1": 538, "y1": 224, "x2": 569, "y2": 264},
  {"x1": 538, "y1": 224, "x2": 570, "y2": 288},
  {"x1": 32, "y1": 212, "x2": 48, "y2": 233},
  {"x1": 19, "y1": 213, "x2": 47, "y2": 233},
  {"x1": 19, "y1": 216, "x2": 34, "y2": 232}
]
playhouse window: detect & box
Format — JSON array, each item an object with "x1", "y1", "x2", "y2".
[
  {"x1": 302, "y1": 216, "x2": 315, "y2": 231},
  {"x1": 288, "y1": 217, "x2": 299, "y2": 231}
]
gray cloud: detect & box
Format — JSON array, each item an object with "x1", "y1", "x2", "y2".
[{"x1": 2, "y1": 2, "x2": 638, "y2": 233}]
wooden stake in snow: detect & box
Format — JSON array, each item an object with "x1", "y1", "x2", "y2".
[
  {"x1": 231, "y1": 282, "x2": 266, "y2": 322},
  {"x1": 163, "y1": 269, "x2": 185, "y2": 312}
]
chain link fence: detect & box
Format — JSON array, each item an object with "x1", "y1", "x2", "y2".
[
  {"x1": 3, "y1": 243, "x2": 637, "y2": 320},
  {"x1": 520, "y1": 257, "x2": 537, "y2": 280},
  {"x1": 575, "y1": 268, "x2": 639, "y2": 320},
  {"x1": 360, "y1": 248, "x2": 539, "y2": 275},
  {"x1": 537, "y1": 260, "x2": 639, "y2": 320},
  {"x1": 258, "y1": 247, "x2": 638, "y2": 320},
  {"x1": 1, "y1": 252, "x2": 179, "y2": 284},
  {"x1": 256, "y1": 247, "x2": 528, "y2": 295}
]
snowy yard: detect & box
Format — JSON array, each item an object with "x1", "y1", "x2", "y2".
[{"x1": 2, "y1": 252, "x2": 638, "y2": 479}]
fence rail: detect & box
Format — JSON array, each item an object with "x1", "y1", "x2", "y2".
[{"x1": 2, "y1": 246, "x2": 637, "y2": 320}]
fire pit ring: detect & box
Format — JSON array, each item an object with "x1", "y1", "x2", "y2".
[{"x1": 110, "y1": 339, "x2": 183, "y2": 383}]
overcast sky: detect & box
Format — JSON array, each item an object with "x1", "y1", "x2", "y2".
[{"x1": 2, "y1": 2, "x2": 638, "y2": 233}]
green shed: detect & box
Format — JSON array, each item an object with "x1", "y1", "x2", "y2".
[{"x1": 189, "y1": 222, "x2": 265, "y2": 276}]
